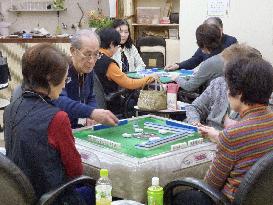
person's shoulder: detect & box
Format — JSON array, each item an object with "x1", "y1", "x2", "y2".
[
  {"x1": 53, "y1": 111, "x2": 69, "y2": 122},
  {"x1": 49, "y1": 111, "x2": 70, "y2": 129},
  {"x1": 223, "y1": 33, "x2": 237, "y2": 44},
  {"x1": 223, "y1": 33, "x2": 237, "y2": 40},
  {"x1": 126, "y1": 44, "x2": 138, "y2": 52},
  {"x1": 201, "y1": 54, "x2": 223, "y2": 67},
  {"x1": 222, "y1": 119, "x2": 248, "y2": 140},
  {"x1": 206, "y1": 77, "x2": 226, "y2": 95},
  {"x1": 210, "y1": 76, "x2": 226, "y2": 86}
]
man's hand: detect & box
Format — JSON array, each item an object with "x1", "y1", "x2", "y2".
[
  {"x1": 164, "y1": 64, "x2": 179, "y2": 71},
  {"x1": 86, "y1": 118, "x2": 97, "y2": 126},
  {"x1": 198, "y1": 124, "x2": 220, "y2": 144},
  {"x1": 90, "y1": 109, "x2": 119, "y2": 126}
]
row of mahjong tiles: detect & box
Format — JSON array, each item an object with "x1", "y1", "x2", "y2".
[{"x1": 73, "y1": 116, "x2": 205, "y2": 158}]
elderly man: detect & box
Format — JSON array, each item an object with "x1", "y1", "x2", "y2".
[
  {"x1": 12, "y1": 30, "x2": 118, "y2": 128},
  {"x1": 53, "y1": 29, "x2": 119, "y2": 128},
  {"x1": 165, "y1": 17, "x2": 237, "y2": 71},
  {"x1": 170, "y1": 23, "x2": 224, "y2": 92}
]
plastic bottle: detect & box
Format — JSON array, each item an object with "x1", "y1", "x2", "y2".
[
  {"x1": 147, "y1": 177, "x2": 164, "y2": 205},
  {"x1": 96, "y1": 169, "x2": 112, "y2": 205}
]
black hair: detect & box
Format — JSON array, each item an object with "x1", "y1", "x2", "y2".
[
  {"x1": 196, "y1": 23, "x2": 222, "y2": 52},
  {"x1": 112, "y1": 18, "x2": 133, "y2": 49},
  {"x1": 225, "y1": 57, "x2": 273, "y2": 105},
  {"x1": 98, "y1": 28, "x2": 121, "y2": 49}
]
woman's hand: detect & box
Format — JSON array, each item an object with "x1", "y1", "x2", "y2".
[
  {"x1": 198, "y1": 124, "x2": 220, "y2": 144},
  {"x1": 147, "y1": 73, "x2": 159, "y2": 83},
  {"x1": 191, "y1": 121, "x2": 201, "y2": 126}
]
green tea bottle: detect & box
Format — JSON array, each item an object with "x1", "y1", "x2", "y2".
[
  {"x1": 96, "y1": 169, "x2": 112, "y2": 205},
  {"x1": 147, "y1": 177, "x2": 164, "y2": 205}
]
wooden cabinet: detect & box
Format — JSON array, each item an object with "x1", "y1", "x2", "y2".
[{"x1": 131, "y1": 0, "x2": 180, "y2": 41}]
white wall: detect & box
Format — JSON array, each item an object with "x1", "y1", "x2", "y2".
[
  {"x1": 0, "y1": 0, "x2": 110, "y2": 34},
  {"x1": 179, "y1": 0, "x2": 273, "y2": 64}
]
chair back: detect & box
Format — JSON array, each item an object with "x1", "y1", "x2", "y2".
[
  {"x1": 0, "y1": 51, "x2": 11, "y2": 89},
  {"x1": 93, "y1": 73, "x2": 136, "y2": 118},
  {"x1": 233, "y1": 150, "x2": 273, "y2": 205},
  {"x1": 0, "y1": 153, "x2": 36, "y2": 205},
  {"x1": 93, "y1": 73, "x2": 107, "y2": 109},
  {"x1": 136, "y1": 36, "x2": 166, "y2": 68}
]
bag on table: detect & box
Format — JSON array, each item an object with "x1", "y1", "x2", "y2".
[{"x1": 137, "y1": 80, "x2": 167, "y2": 111}]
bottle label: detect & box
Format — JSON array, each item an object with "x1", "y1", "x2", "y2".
[
  {"x1": 167, "y1": 93, "x2": 177, "y2": 110},
  {"x1": 147, "y1": 187, "x2": 163, "y2": 205},
  {"x1": 96, "y1": 185, "x2": 112, "y2": 205},
  {"x1": 148, "y1": 195, "x2": 163, "y2": 205}
]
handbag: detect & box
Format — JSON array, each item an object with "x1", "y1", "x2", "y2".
[{"x1": 137, "y1": 80, "x2": 167, "y2": 111}]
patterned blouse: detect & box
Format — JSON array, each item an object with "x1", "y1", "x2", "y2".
[{"x1": 112, "y1": 44, "x2": 146, "y2": 72}]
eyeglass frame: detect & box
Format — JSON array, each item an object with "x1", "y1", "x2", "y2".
[{"x1": 74, "y1": 48, "x2": 102, "y2": 61}]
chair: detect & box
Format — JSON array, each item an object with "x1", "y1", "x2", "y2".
[
  {"x1": 163, "y1": 150, "x2": 273, "y2": 205},
  {"x1": 0, "y1": 51, "x2": 11, "y2": 132},
  {"x1": 93, "y1": 73, "x2": 136, "y2": 118},
  {"x1": 0, "y1": 153, "x2": 96, "y2": 205},
  {"x1": 0, "y1": 51, "x2": 10, "y2": 89},
  {"x1": 136, "y1": 36, "x2": 166, "y2": 68}
]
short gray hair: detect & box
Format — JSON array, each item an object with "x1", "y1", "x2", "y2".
[
  {"x1": 204, "y1": 17, "x2": 223, "y2": 29},
  {"x1": 70, "y1": 29, "x2": 100, "y2": 49}
]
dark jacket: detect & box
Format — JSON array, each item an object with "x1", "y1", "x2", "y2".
[
  {"x1": 4, "y1": 93, "x2": 67, "y2": 198},
  {"x1": 53, "y1": 64, "x2": 97, "y2": 128},
  {"x1": 177, "y1": 34, "x2": 237, "y2": 70},
  {"x1": 93, "y1": 54, "x2": 122, "y2": 114},
  {"x1": 94, "y1": 54, "x2": 119, "y2": 95}
]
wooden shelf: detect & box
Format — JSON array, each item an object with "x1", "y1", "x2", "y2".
[
  {"x1": 0, "y1": 37, "x2": 70, "y2": 43},
  {"x1": 132, "y1": 23, "x2": 179, "y2": 27},
  {"x1": 8, "y1": 8, "x2": 67, "y2": 12}
]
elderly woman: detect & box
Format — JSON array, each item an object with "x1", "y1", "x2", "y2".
[
  {"x1": 174, "y1": 57, "x2": 273, "y2": 205},
  {"x1": 4, "y1": 43, "x2": 93, "y2": 204},
  {"x1": 93, "y1": 28, "x2": 157, "y2": 115}
]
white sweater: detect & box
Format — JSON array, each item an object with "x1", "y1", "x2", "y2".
[{"x1": 112, "y1": 45, "x2": 146, "y2": 72}]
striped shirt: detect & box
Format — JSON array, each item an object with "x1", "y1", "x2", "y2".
[{"x1": 204, "y1": 105, "x2": 273, "y2": 201}]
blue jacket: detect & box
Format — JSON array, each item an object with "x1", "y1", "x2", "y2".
[
  {"x1": 178, "y1": 34, "x2": 237, "y2": 70},
  {"x1": 53, "y1": 64, "x2": 97, "y2": 128}
]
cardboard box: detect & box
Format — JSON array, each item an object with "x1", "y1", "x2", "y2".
[
  {"x1": 169, "y1": 28, "x2": 179, "y2": 39},
  {"x1": 137, "y1": 7, "x2": 161, "y2": 24}
]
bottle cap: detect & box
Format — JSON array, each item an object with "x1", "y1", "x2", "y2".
[
  {"x1": 152, "y1": 177, "x2": 159, "y2": 186},
  {"x1": 100, "y1": 169, "x2": 108, "y2": 177}
]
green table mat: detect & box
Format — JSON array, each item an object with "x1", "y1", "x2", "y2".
[{"x1": 74, "y1": 117, "x2": 201, "y2": 158}]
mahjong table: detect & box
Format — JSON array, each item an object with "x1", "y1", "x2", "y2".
[{"x1": 74, "y1": 115, "x2": 216, "y2": 202}]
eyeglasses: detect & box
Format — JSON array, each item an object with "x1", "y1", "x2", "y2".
[{"x1": 75, "y1": 48, "x2": 102, "y2": 61}]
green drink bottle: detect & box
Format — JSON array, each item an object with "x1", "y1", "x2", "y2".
[{"x1": 147, "y1": 177, "x2": 164, "y2": 205}]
